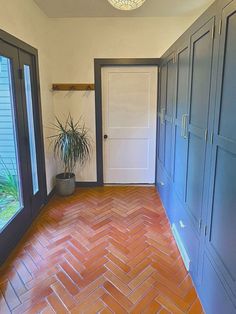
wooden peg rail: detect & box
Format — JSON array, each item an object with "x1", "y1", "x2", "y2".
[{"x1": 52, "y1": 83, "x2": 95, "y2": 91}]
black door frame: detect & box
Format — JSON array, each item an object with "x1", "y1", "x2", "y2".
[
  {"x1": 0, "y1": 29, "x2": 47, "y2": 264},
  {"x1": 94, "y1": 58, "x2": 161, "y2": 186},
  {"x1": 0, "y1": 29, "x2": 47, "y2": 203}
]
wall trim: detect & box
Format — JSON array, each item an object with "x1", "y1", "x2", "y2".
[
  {"x1": 44, "y1": 182, "x2": 99, "y2": 205},
  {"x1": 76, "y1": 181, "x2": 100, "y2": 187},
  {"x1": 45, "y1": 182, "x2": 99, "y2": 202},
  {"x1": 45, "y1": 187, "x2": 56, "y2": 204},
  {"x1": 94, "y1": 58, "x2": 161, "y2": 186}
]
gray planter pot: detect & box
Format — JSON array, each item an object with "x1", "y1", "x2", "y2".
[{"x1": 56, "y1": 173, "x2": 75, "y2": 196}]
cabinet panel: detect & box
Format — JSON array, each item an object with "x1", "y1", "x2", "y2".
[
  {"x1": 158, "y1": 123, "x2": 165, "y2": 164},
  {"x1": 176, "y1": 47, "x2": 189, "y2": 120},
  {"x1": 186, "y1": 133, "x2": 205, "y2": 222},
  {"x1": 158, "y1": 64, "x2": 167, "y2": 164},
  {"x1": 166, "y1": 59, "x2": 175, "y2": 116},
  {"x1": 200, "y1": 253, "x2": 236, "y2": 314},
  {"x1": 206, "y1": 1, "x2": 236, "y2": 301},
  {"x1": 164, "y1": 120, "x2": 173, "y2": 177},
  {"x1": 218, "y1": 10, "x2": 236, "y2": 141},
  {"x1": 173, "y1": 44, "x2": 190, "y2": 202},
  {"x1": 173, "y1": 126, "x2": 186, "y2": 201},
  {"x1": 172, "y1": 192, "x2": 200, "y2": 280},
  {"x1": 164, "y1": 56, "x2": 176, "y2": 178},
  {"x1": 156, "y1": 161, "x2": 173, "y2": 223},
  {"x1": 190, "y1": 33, "x2": 212, "y2": 129},
  {"x1": 210, "y1": 147, "x2": 236, "y2": 281},
  {"x1": 185, "y1": 19, "x2": 214, "y2": 230}
]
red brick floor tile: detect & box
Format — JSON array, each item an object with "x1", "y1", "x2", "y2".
[{"x1": 0, "y1": 186, "x2": 203, "y2": 313}]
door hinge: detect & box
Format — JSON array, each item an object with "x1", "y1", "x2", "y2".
[
  {"x1": 204, "y1": 225, "x2": 208, "y2": 236},
  {"x1": 18, "y1": 68, "x2": 23, "y2": 80},
  {"x1": 161, "y1": 108, "x2": 165, "y2": 125},
  {"x1": 181, "y1": 114, "x2": 185, "y2": 138},
  {"x1": 212, "y1": 24, "x2": 215, "y2": 40},
  {"x1": 219, "y1": 19, "x2": 222, "y2": 35}
]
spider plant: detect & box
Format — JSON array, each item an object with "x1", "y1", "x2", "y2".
[
  {"x1": 49, "y1": 115, "x2": 91, "y2": 178},
  {"x1": 0, "y1": 158, "x2": 19, "y2": 201}
]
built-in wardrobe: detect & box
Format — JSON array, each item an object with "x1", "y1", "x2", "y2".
[{"x1": 156, "y1": 0, "x2": 236, "y2": 313}]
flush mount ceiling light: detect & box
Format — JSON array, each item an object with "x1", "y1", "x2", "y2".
[{"x1": 107, "y1": 0, "x2": 146, "y2": 11}]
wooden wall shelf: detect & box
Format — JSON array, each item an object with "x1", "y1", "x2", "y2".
[{"x1": 52, "y1": 83, "x2": 95, "y2": 91}]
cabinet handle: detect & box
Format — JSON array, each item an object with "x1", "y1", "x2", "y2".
[
  {"x1": 210, "y1": 133, "x2": 213, "y2": 144},
  {"x1": 182, "y1": 114, "x2": 188, "y2": 139}
]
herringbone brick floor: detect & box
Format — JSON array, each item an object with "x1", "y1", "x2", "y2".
[{"x1": 0, "y1": 186, "x2": 203, "y2": 313}]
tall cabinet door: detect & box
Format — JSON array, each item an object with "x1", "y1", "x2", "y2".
[
  {"x1": 173, "y1": 42, "x2": 190, "y2": 202},
  {"x1": 164, "y1": 54, "x2": 176, "y2": 178},
  {"x1": 185, "y1": 19, "x2": 215, "y2": 232},
  {"x1": 205, "y1": 0, "x2": 236, "y2": 302},
  {"x1": 157, "y1": 63, "x2": 167, "y2": 165}
]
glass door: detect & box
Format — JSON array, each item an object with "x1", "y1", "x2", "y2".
[
  {"x1": 0, "y1": 40, "x2": 31, "y2": 256},
  {"x1": 0, "y1": 38, "x2": 46, "y2": 264},
  {"x1": 19, "y1": 51, "x2": 46, "y2": 213},
  {"x1": 0, "y1": 46, "x2": 25, "y2": 230}
]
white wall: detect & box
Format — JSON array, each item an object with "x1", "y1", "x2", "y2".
[
  {"x1": 50, "y1": 16, "x2": 197, "y2": 182},
  {"x1": 0, "y1": 1, "x2": 201, "y2": 184},
  {"x1": 0, "y1": 0, "x2": 56, "y2": 193}
]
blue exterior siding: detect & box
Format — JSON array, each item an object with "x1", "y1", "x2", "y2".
[{"x1": 0, "y1": 56, "x2": 17, "y2": 174}]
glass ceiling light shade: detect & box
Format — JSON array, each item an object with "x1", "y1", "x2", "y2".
[{"x1": 107, "y1": 0, "x2": 146, "y2": 11}]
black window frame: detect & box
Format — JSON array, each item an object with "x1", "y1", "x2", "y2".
[{"x1": 0, "y1": 29, "x2": 47, "y2": 264}]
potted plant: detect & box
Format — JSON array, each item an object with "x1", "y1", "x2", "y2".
[{"x1": 50, "y1": 115, "x2": 91, "y2": 196}]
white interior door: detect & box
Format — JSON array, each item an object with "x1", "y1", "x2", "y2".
[{"x1": 102, "y1": 66, "x2": 158, "y2": 184}]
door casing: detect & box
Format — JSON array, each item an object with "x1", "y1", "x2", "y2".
[{"x1": 94, "y1": 58, "x2": 161, "y2": 186}]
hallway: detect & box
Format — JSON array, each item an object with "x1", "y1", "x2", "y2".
[{"x1": 0, "y1": 187, "x2": 203, "y2": 313}]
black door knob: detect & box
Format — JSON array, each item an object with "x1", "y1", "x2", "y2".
[{"x1": 104, "y1": 134, "x2": 108, "y2": 139}]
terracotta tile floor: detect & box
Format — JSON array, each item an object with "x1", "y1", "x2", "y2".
[{"x1": 0, "y1": 186, "x2": 204, "y2": 313}]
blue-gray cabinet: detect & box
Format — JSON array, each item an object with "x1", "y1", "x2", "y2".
[
  {"x1": 156, "y1": 0, "x2": 236, "y2": 313},
  {"x1": 203, "y1": 0, "x2": 236, "y2": 309},
  {"x1": 185, "y1": 18, "x2": 215, "y2": 233},
  {"x1": 172, "y1": 41, "x2": 189, "y2": 203}
]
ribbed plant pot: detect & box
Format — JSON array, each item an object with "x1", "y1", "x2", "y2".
[{"x1": 56, "y1": 173, "x2": 75, "y2": 196}]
